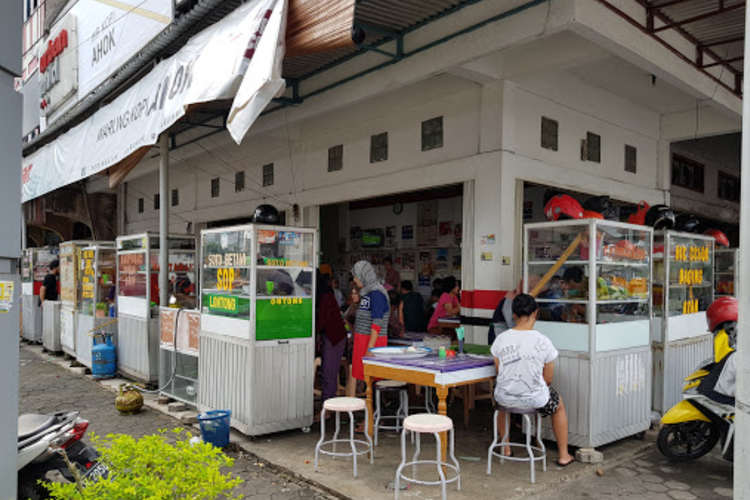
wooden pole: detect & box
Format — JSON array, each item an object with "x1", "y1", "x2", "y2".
[{"x1": 529, "y1": 232, "x2": 585, "y2": 297}]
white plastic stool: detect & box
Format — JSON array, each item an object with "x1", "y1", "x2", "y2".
[
  {"x1": 314, "y1": 397, "x2": 373, "y2": 478},
  {"x1": 395, "y1": 414, "x2": 460, "y2": 500},
  {"x1": 374, "y1": 380, "x2": 409, "y2": 446},
  {"x1": 487, "y1": 406, "x2": 546, "y2": 483}
]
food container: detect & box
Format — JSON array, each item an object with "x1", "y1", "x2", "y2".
[{"x1": 423, "y1": 335, "x2": 452, "y2": 351}]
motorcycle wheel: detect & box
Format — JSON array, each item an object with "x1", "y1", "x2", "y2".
[{"x1": 657, "y1": 421, "x2": 720, "y2": 461}]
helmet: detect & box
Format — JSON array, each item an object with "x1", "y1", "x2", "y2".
[
  {"x1": 675, "y1": 214, "x2": 701, "y2": 233},
  {"x1": 544, "y1": 194, "x2": 584, "y2": 221},
  {"x1": 644, "y1": 205, "x2": 676, "y2": 230},
  {"x1": 704, "y1": 228, "x2": 730, "y2": 247},
  {"x1": 582, "y1": 210, "x2": 604, "y2": 220},
  {"x1": 583, "y1": 196, "x2": 617, "y2": 220},
  {"x1": 706, "y1": 296, "x2": 738, "y2": 333},
  {"x1": 252, "y1": 204, "x2": 280, "y2": 224},
  {"x1": 628, "y1": 201, "x2": 650, "y2": 225}
]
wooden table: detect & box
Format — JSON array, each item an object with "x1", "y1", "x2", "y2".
[
  {"x1": 437, "y1": 317, "x2": 461, "y2": 337},
  {"x1": 363, "y1": 354, "x2": 496, "y2": 461}
]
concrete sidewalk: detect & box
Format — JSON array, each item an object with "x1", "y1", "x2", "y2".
[{"x1": 25, "y1": 342, "x2": 734, "y2": 500}]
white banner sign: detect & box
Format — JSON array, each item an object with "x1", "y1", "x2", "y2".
[
  {"x1": 22, "y1": 0, "x2": 286, "y2": 203},
  {"x1": 74, "y1": 0, "x2": 173, "y2": 97}
]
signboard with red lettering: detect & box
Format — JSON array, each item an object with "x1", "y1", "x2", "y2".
[{"x1": 39, "y1": 15, "x2": 77, "y2": 117}]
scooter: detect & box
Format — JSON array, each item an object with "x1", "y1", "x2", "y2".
[
  {"x1": 657, "y1": 356, "x2": 735, "y2": 462},
  {"x1": 17, "y1": 411, "x2": 105, "y2": 499}
]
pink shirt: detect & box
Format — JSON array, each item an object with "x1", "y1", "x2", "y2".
[{"x1": 428, "y1": 293, "x2": 459, "y2": 330}]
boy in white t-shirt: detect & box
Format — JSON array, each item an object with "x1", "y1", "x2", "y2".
[{"x1": 490, "y1": 293, "x2": 574, "y2": 466}]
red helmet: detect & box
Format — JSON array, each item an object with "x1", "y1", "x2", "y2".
[
  {"x1": 706, "y1": 296, "x2": 738, "y2": 332},
  {"x1": 628, "y1": 201, "x2": 650, "y2": 225},
  {"x1": 582, "y1": 210, "x2": 604, "y2": 220},
  {"x1": 704, "y1": 229, "x2": 730, "y2": 248},
  {"x1": 544, "y1": 195, "x2": 584, "y2": 221}
]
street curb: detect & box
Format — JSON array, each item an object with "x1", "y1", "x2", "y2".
[{"x1": 21, "y1": 342, "x2": 656, "y2": 499}]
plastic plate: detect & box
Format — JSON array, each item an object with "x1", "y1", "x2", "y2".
[{"x1": 369, "y1": 346, "x2": 432, "y2": 359}]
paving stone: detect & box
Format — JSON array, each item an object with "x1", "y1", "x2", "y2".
[
  {"x1": 167, "y1": 401, "x2": 187, "y2": 412},
  {"x1": 667, "y1": 491, "x2": 697, "y2": 500},
  {"x1": 713, "y1": 487, "x2": 733, "y2": 498},
  {"x1": 641, "y1": 474, "x2": 666, "y2": 483},
  {"x1": 644, "y1": 483, "x2": 669, "y2": 493},
  {"x1": 664, "y1": 481, "x2": 690, "y2": 491},
  {"x1": 615, "y1": 467, "x2": 637, "y2": 477},
  {"x1": 634, "y1": 459, "x2": 654, "y2": 467}
]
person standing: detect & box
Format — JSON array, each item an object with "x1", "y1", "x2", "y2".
[
  {"x1": 351, "y1": 260, "x2": 390, "y2": 383},
  {"x1": 384, "y1": 257, "x2": 401, "y2": 292},
  {"x1": 399, "y1": 280, "x2": 426, "y2": 332},
  {"x1": 315, "y1": 271, "x2": 348, "y2": 418},
  {"x1": 331, "y1": 277, "x2": 346, "y2": 309},
  {"x1": 39, "y1": 260, "x2": 59, "y2": 306}
]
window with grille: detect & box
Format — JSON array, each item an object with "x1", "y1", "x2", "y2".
[
  {"x1": 263, "y1": 163, "x2": 274, "y2": 187},
  {"x1": 718, "y1": 171, "x2": 740, "y2": 202},
  {"x1": 625, "y1": 145, "x2": 637, "y2": 173},
  {"x1": 328, "y1": 145, "x2": 344, "y2": 172},
  {"x1": 541, "y1": 117, "x2": 558, "y2": 151},
  {"x1": 235, "y1": 171, "x2": 245, "y2": 192},
  {"x1": 672, "y1": 155, "x2": 704, "y2": 193},
  {"x1": 138, "y1": 198, "x2": 144, "y2": 213},
  {"x1": 370, "y1": 132, "x2": 388, "y2": 163},
  {"x1": 211, "y1": 178, "x2": 220, "y2": 198},
  {"x1": 171, "y1": 189, "x2": 179, "y2": 206},
  {"x1": 586, "y1": 132, "x2": 601, "y2": 163},
  {"x1": 422, "y1": 117, "x2": 444, "y2": 151},
  {"x1": 153, "y1": 194, "x2": 160, "y2": 210}
]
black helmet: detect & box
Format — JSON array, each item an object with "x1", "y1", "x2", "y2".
[
  {"x1": 583, "y1": 196, "x2": 617, "y2": 220},
  {"x1": 644, "y1": 205, "x2": 675, "y2": 230},
  {"x1": 675, "y1": 214, "x2": 701, "y2": 233},
  {"x1": 252, "y1": 204, "x2": 280, "y2": 224}
]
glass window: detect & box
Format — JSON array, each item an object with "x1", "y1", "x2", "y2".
[
  {"x1": 172, "y1": 189, "x2": 179, "y2": 206},
  {"x1": 154, "y1": 194, "x2": 160, "y2": 210},
  {"x1": 235, "y1": 171, "x2": 245, "y2": 192},
  {"x1": 625, "y1": 145, "x2": 637, "y2": 173},
  {"x1": 328, "y1": 145, "x2": 343, "y2": 172},
  {"x1": 715, "y1": 250, "x2": 736, "y2": 296},
  {"x1": 21, "y1": 250, "x2": 33, "y2": 283},
  {"x1": 201, "y1": 229, "x2": 253, "y2": 319},
  {"x1": 421, "y1": 117, "x2": 444, "y2": 151},
  {"x1": 541, "y1": 117, "x2": 558, "y2": 151},
  {"x1": 138, "y1": 198, "x2": 144, "y2": 213},
  {"x1": 263, "y1": 163, "x2": 274, "y2": 187},
  {"x1": 370, "y1": 132, "x2": 388, "y2": 163},
  {"x1": 211, "y1": 178, "x2": 220, "y2": 198},
  {"x1": 672, "y1": 155, "x2": 704, "y2": 193},
  {"x1": 586, "y1": 132, "x2": 601, "y2": 163},
  {"x1": 118, "y1": 252, "x2": 147, "y2": 301},
  {"x1": 653, "y1": 233, "x2": 713, "y2": 317},
  {"x1": 717, "y1": 171, "x2": 740, "y2": 202}
]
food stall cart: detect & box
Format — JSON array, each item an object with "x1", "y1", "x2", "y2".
[
  {"x1": 524, "y1": 219, "x2": 652, "y2": 448},
  {"x1": 75, "y1": 244, "x2": 117, "y2": 368},
  {"x1": 116, "y1": 233, "x2": 196, "y2": 384},
  {"x1": 22, "y1": 247, "x2": 58, "y2": 343},
  {"x1": 198, "y1": 224, "x2": 316, "y2": 436},
  {"x1": 651, "y1": 231, "x2": 714, "y2": 414},
  {"x1": 714, "y1": 248, "x2": 738, "y2": 297},
  {"x1": 59, "y1": 241, "x2": 91, "y2": 357},
  {"x1": 159, "y1": 307, "x2": 201, "y2": 404}
]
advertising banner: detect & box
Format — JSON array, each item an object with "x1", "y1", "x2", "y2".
[{"x1": 23, "y1": 0, "x2": 286, "y2": 203}]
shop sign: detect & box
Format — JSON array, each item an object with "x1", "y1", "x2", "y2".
[
  {"x1": 270, "y1": 297, "x2": 304, "y2": 305},
  {"x1": 279, "y1": 231, "x2": 300, "y2": 246},
  {"x1": 674, "y1": 244, "x2": 710, "y2": 315},
  {"x1": 263, "y1": 258, "x2": 309, "y2": 267},
  {"x1": 119, "y1": 253, "x2": 145, "y2": 287},
  {"x1": 207, "y1": 253, "x2": 249, "y2": 267},
  {"x1": 205, "y1": 294, "x2": 239, "y2": 314},
  {"x1": 38, "y1": 15, "x2": 78, "y2": 118},
  {"x1": 23, "y1": 0, "x2": 286, "y2": 202},
  {"x1": 75, "y1": 0, "x2": 173, "y2": 97},
  {"x1": 81, "y1": 250, "x2": 95, "y2": 299},
  {"x1": 216, "y1": 268, "x2": 235, "y2": 291}
]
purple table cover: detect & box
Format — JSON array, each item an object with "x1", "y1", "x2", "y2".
[{"x1": 368, "y1": 353, "x2": 494, "y2": 373}]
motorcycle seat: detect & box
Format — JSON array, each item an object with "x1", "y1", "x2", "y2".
[{"x1": 18, "y1": 414, "x2": 57, "y2": 441}]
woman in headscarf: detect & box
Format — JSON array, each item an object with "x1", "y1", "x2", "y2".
[
  {"x1": 315, "y1": 270, "x2": 348, "y2": 417},
  {"x1": 351, "y1": 261, "x2": 390, "y2": 383}
]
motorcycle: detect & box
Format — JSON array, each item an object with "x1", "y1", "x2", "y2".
[
  {"x1": 657, "y1": 329, "x2": 735, "y2": 462},
  {"x1": 17, "y1": 411, "x2": 107, "y2": 499}
]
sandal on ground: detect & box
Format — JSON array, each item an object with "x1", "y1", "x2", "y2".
[{"x1": 555, "y1": 457, "x2": 576, "y2": 467}]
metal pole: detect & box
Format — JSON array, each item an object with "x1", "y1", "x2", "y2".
[
  {"x1": 735, "y1": 6, "x2": 750, "y2": 495},
  {"x1": 159, "y1": 133, "x2": 169, "y2": 308}
]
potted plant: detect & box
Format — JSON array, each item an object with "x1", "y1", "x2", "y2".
[{"x1": 95, "y1": 302, "x2": 108, "y2": 318}]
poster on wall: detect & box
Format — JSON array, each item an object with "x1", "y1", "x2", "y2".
[
  {"x1": 452, "y1": 254, "x2": 462, "y2": 276},
  {"x1": 400, "y1": 252, "x2": 416, "y2": 281},
  {"x1": 418, "y1": 251, "x2": 433, "y2": 287},
  {"x1": 438, "y1": 222, "x2": 453, "y2": 247},
  {"x1": 454, "y1": 223, "x2": 463, "y2": 246},
  {"x1": 402, "y1": 225, "x2": 414, "y2": 247},
  {"x1": 417, "y1": 201, "x2": 438, "y2": 247},
  {"x1": 385, "y1": 226, "x2": 397, "y2": 247}
]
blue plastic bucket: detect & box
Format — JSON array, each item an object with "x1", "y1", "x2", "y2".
[{"x1": 198, "y1": 410, "x2": 232, "y2": 448}]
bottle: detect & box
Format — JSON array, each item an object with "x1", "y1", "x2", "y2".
[
  {"x1": 109, "y1": 304, "x2": 116, "y2": 317},
  {"x1": 439, "y1": 346, "x2": 446, "y2": 359}
]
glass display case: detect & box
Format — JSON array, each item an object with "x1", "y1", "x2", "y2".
[
  {"x1": 200, "y1": 226, "x2": 315, "y2": 340},
  {"x1": 58, "y1": 241, "x2": 91, "y2": 357},
  {"x1": 524, "y1": 220, "x2": 652, "y2": 448},
  {"x1": 21, "y1": 246, "x2": 59, "y2": 342},
  {"x1": 78, "y1": 245, "x2": 117, "y2": 318},
  {"x1": 116, "y1": 233, "x2": 196, "y2": 383},
  {"x1": 198, "y1": 224, "x2": 317, "y2": 437},
  {"x1": 651, "y1": 231, "x2": 714, "y2": 413},
  {"x1": 714, "y1": 248, "x2": 738, "y2": 297}
]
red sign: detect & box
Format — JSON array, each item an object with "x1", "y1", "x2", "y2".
[{"x1": 40, "y1": 30, "x2": 69, "y2": 74}]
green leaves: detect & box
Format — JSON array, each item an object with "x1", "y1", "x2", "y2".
[{"x1": 44, "y1": 429, "x2": 243, "y2": 500}]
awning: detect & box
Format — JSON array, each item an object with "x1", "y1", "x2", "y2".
[{"x1": 22, "y1": 0, "x2": 356, "y2": 203}]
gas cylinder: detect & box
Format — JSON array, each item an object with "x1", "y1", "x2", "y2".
[{"x1": 92, "y1": 332, "x2": 117, "y2": 379}]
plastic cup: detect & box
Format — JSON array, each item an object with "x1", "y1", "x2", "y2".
[
  {"x1": 439, "y1": 346, "x2": 446, "y2": 358},
  {"x1": 266, "y1": 281, "x2": 274, "y2": 295}
]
